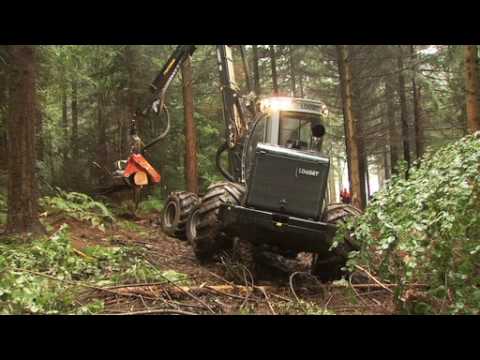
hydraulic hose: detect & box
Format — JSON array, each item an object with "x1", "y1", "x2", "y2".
[
  {"x1": 216, "y1": 142, "x2": 236, "y2": 182},
  {"x1": 142, "y1": 104, "x2": 171, "y2": 153}
]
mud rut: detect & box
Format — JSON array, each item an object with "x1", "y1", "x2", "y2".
[{"x1": 60, "y1": 216, "x2": 395, "y2": 315}]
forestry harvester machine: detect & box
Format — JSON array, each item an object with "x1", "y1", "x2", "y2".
[{"x1": 104, "y1": 45, "x2": 362, "y2": 282}]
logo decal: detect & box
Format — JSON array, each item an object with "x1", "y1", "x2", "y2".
[{"x1": 296, "y1": 168, "x2": 320, "y2": 177}]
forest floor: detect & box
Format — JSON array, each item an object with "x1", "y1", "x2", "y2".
[{"x1": 41, "y1": 212, "x2": 396, "y2": 315}]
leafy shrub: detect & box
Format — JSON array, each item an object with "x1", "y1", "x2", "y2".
[
  {"x1": 40, "y1": 190, "x2": 114, "y2": 231},
  {"x1": 138, "y1": 190, "x2": 164, "y2": 215},
  {"x1": 117, "y1": 220, "x2": 143, "y2": 232},
  {"x1": 138, "y1": 198, "x2": 164, "y2": 215},
  {"x1": 341, "y1": 132, "x2": 480, "y2": 314},
  {"x1": 0, "y1": 225, "x2": 188, "y2": 314},
  {"x1": 276, "y1": 300, "x2": 335, "y2": 315},
  {"x1": 0, "y1": 225, "x2": 104, "y2": 314}
]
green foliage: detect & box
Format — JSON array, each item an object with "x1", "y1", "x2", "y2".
[
  {"x1": 40, "y1": 190, "x2": 114, "y2": 231},
  {"x1": 0, "y1": 225, "x2": 104, "y2": 314},
  {"x1": 341, "y1": 133, "x2": 480, "y2": 314},
  {"x1": 0, "y1": 224, "x2": 189, "y2": 314},
  {"x1": 137, "y1": 188, "x2": 164, "y2": 215},
  {"x1": 237, "y1": 305, "x2": 256, "y2": 315},
  {"x1": 160, "y1": 270, "x2": 189, "y2": 284},
  {"x1": 138, "y1": 197, "x2": 164, "y2": 215},
  {"x1": 276, "y1": 300, "x2": 335, "y2": 315},
  {"x1": 117, "y1": 220, "x2": 143, "y2": 233}
]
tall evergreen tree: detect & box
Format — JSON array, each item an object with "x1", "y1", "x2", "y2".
[
  {"x1": 465, "y1": 45, "x2": 480, "y2": 133},
  {"x1": 4, "y1": 45, "x2": 44, "y2": 235}
]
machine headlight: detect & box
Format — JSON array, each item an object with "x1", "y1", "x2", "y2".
[
  {"x1": 321, "y1": 104, "x2": 329, "y2": 117},
  {"x1": 261, "y1": 97, "x2": 293, "y2": 112}
]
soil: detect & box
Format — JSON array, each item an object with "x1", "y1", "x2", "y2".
[{"x1": 2, "y1": 212, "x2": 396, "y2": 315}]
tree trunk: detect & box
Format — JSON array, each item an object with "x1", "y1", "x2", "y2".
[
  {"x1": 71, "y1": 80, "x2": 79, "y2": 160},
  {"x1": 465, "y1": 45, "x2": 480, "y2": 133},
  {"x1": 378, "y1": 156, "x2": 386, "y2": 188},
  {"x1": 410, "y1": 45, "x2": 424, "y2": 160},
  {"x1": 385, "y1": 80, "x2": 400, "y2": 174},
  {"x1": 125, "y1": 46, "x2": 141, "y2": 137},
  {"x1": 4, "y1": 45, "x2": 44, "y2": 236},
  {"x1": 365, "y1": 162, "x2": 371, "y2": 199},
  {"x1": 349, "y1": 46, "x2": 368, "y2": 208},
  {"x1": 336, "y1": 45, "x2": 365, "y2": 211},
  {"x1": 397, "y1": 46, "x2": 411, "y2": 175},
  {"x1": 45, "y1": 130, "x2": 55, "y2": 182},
  {"x1": 96, "y1": 93, "x2": 108, "y2": 186},
  {"x1": 70, "y1": 79, "x2": 79, "y2": 188},
  {"x1": 328, "y1": 169, "x2": 337, "y2": 204},
  {"x1": 252, "y1": 45, "x2": 261, "y2": 96},
  {"x1": 299, "y1": 72, "x2": 305, "y2": 98},
  {"x1": 36, "y1": 107, "x2": 44, "y2": 162},
  {"x1": 61, "y1": 83, "x2": 69, "y2": 183},
  {"x1": 181, "y1": 56, "x2": 199, "y2": 194},
  {"x1": 289, "y1": 45, "x2": 297, "y2": 97},
  {"x1": 239, "y1": 46, "x2": 252, "y2": 94},
  {"x1": 270, "y1": 45, "x2": 279, "y2": 95},
  {"x1": 120, "y1": 108, "x2": 129, "y2": 157},
  {"x1": 383, "y1": 143, "x2": 391, "y2": 181},
  {"x1": 0, "y1": 64, "x2": 4, "y2": 109},
  {"x1": 0, "y1": 66, "x2": 7, "y2": 168},
  {"x1": 336, "y1": 156, "x2": 344, "y2": 200}
]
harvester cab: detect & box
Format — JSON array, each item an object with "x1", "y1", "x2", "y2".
[{"x1": 244, "y1": 97, "x2": 329, "y2": 176}]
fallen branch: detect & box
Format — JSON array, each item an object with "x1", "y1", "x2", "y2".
[
  {"x1": 354, "y1": 265, "x2": 395, "y2": 294},
  {"x1": 258, "y1": 286, "x2": 276, "y2": 315},
  {"x1": 159, "y1": 275, "x2": 216, "y2": 314},
  {"x1": 348, "y1": 273, "x2": 369, "y2": 307},
  {"x1": 289, "y1": 272, "x2": 308, "y2": 312},
  {"x1": 206, "y1": 270, "x2": 236, "y2": 286},
  {"x1": 105, "y1": 276, "x2": 195, "y2": 290},
  {"x1": 270, "y1": 293, "x2": 294, "y2": 303},
  {"x1": 205, "y1": 287, "x2": 257, "y2": 302},
  {"x1": 324, "y1": 295, "x2": 334, "y2": 312},
  {"x1": 73, "y1": 248, "x2": 96, "y2": 261},
  {"x1": 239, "y1": 264, "x2": 255, "y2": 310},
  {"x1": 114, "y1": 284, "x2": 266, "y2": 298},
  {"x1": 106, "y1": 278, "x2": 426, "y2": 306},
  {"x1": 338, "y1": 283, "x2": 426, "y2": 289},
  {"x1": 105, "y1": 309, "x2": 198, "y2": 316},
  {"x1": 8, "y1": 267, "x2": 158, "y2": 301}
]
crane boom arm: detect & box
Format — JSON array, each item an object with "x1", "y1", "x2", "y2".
[
  {"x1": 150, "y1": 45, "x2": 197, "y2": 106},
  {"x1": 138, "y1": 45, "x2": 255, "y2": 181},
  {"x1": 144, "y1": 44, "x2": 254, "y2": 149}
]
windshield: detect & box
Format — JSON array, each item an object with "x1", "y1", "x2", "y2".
[
  {"x1": 278, "y1": 111, "x2": 324, "y2": 151},
  {"x1": 244, "y1": 111, "x2": 326, "y2": 182}
]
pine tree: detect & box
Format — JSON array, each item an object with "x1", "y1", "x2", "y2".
[{"x1": 4, "y1": 45, "x2": 44, "y2": 236}]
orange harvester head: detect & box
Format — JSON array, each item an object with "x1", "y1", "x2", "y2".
[{"x1": 123, "y1": 154, "x2": 161, "y2": 184}]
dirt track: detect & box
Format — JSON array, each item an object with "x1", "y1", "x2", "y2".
[{"x1": 51, "y1": 214, "x2": 395, "y2": 315}]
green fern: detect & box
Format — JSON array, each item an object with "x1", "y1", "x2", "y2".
[{"x1": 40, "y1": 191, "x2": 114, "y2": 231}]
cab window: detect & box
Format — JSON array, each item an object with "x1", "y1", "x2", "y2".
[{"x1": 278, "y1": 111, "x2": 324, "y2": 151}]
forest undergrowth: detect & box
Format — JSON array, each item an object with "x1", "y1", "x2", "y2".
[
  {"x1": 1, "y1": 133, "x2": 479, "y2": 315},
  {"x1": 340, "y1": 132, "x2": 480, "y2": 314}
]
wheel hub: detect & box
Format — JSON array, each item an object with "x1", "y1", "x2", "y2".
[{"x1": 164, "y1": 202, "x2": 178, "y2": 228}]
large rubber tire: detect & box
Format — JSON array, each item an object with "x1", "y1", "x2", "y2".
[
  {"x1": 311, "y1": 204, "x2": 362, "y2": 282},
  {"x1": 186, "y1": 182, "x2": 245, "y2": 262},
  {"x1": 162, "y1": 191, "x2": 200, "y2": 240}
]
